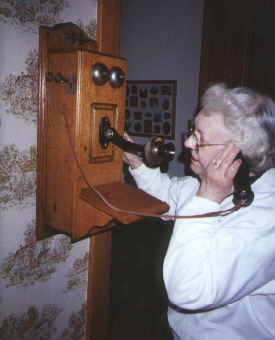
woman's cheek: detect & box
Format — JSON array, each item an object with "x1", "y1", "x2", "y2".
[{"x1": 190, "y1": 160, "x2": 204, "y2": 176}]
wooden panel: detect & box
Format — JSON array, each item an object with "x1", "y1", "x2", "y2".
[
  {"x1": 80, "y1": 182, "x2": 169, "y2": 224},
  {"x1": 37, "y1": 23, "x2": 98, "y2": 240},
  {"x1": 72, "y1": 51, "x2": 127, "y2": 239},
  {"x1": 44, "y1": 52, "x2": 78, "y2": 234},
  {"x1": 246, "y1": 0, "x2": 275, "y2": 100},
  {"x1": 97, "y1": 0, "x2": 122, "y2": 56},
  {"x1": 89, "y1": 103, "x2": 117, "y2": 163},
  {"x1": 87, "y1": 231, "x2": 112, "y2": 340},
  {"x1": 37, "y1": 48, "x2": 128, "y2": 240},
  {"x1": 198, "y1": 0, "x2": 254, "y2": 98},
  {"x1": 87, "y1": 1, "x2": 122, "y2": 338},
  {"x1": 76, "y1": 51, "x2": 126, "y2": 179}
]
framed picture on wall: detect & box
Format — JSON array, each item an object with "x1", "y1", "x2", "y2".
[{"x1": 125, "y1": 80, "x2": 177, "y2": 139}]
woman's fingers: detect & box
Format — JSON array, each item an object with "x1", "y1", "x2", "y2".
[
  {"x1": 211, "y1": 142, "x2": 240, "y2": 167},
  {"x1": 209, "y1": 143, "x2": 242, "y2": 182},
  {"x1": 226, "y1": 158, "x2": 242, "y2": 179},
  {"x1": 124, "y1": 132, "x2": 135, "y2": 143},
  {"x1": 123, "y1": 132, "x2": 144, "y2": 169},
  {"x1": 198, "y1": 143, "x2": 243, "y2": 203}
]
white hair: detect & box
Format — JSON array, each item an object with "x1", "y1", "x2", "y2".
[{"x1": 200, "y1": 83, "x2": 275, "y2": 171}]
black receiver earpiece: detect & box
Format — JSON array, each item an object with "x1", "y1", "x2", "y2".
[{"x1": 233, "y1": 152, "x2": 254, "y2": 207}]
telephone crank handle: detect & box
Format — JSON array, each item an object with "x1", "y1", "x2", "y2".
[{"x1": 233, "y1": 152, "x2": 254, "y2": 207}]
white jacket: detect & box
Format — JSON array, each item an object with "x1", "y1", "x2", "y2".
[{"x1": 130, "y1": 165, "x2": 275, "y2": 340}]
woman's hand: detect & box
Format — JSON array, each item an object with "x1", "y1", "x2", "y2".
[
  {"x1": 123, "y1": 133, "x2": 144, "y2": 169},
  {"x1": 197, "y1": 143, "x2": 242, "y2": 203}
]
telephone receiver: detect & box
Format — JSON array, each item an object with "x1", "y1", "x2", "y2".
[
  {"x1": 99, "y1": 117, "x2": 175, "y2": 166},
  {"x1": 233, "y1": 151, "x2": 254, "y2": 206}
]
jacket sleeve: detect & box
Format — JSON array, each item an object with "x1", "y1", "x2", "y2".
[
  {"x1": 163, "y1": 185, "x2": 275, "y2": 311},
  {"x1": 129, "y1": 164, "x2": 179, "y2": 215}
]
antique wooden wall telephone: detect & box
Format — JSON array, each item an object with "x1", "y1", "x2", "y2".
[{"x1": 37, "y1": 23, "x2": 173, "y2": 241}]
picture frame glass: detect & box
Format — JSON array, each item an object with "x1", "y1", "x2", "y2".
[{"x1": 125, "y1": 80, "x2": 177, "y2": 139}]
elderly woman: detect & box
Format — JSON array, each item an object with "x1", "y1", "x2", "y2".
[{"x1": 123, "y1": 83, "x2": 275, "y2": 340}]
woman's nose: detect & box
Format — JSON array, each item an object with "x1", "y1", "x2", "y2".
[{"x1": 184, "y1": 134, "x2": 194, "y2": 149}]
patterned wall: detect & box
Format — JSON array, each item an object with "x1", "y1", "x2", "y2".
[{"x1": 0, "y1": 1, "x2": 97, "y2": 339}]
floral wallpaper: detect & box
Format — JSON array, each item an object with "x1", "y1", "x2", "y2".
[{"x1": 0, "y1": 1, "x2": 97, "y2": 339}]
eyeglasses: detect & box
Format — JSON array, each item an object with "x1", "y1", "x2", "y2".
[
  {"x1": 188, "y1": 119, "x2": 227, "y2": 153},
  {"x1": 191, "y1": 132, "x2": 228, "y2": 153}
]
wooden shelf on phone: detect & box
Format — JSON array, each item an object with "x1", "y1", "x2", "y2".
[{"x1": 80, "y1": 182, "x2": 169, "y2": 225}]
